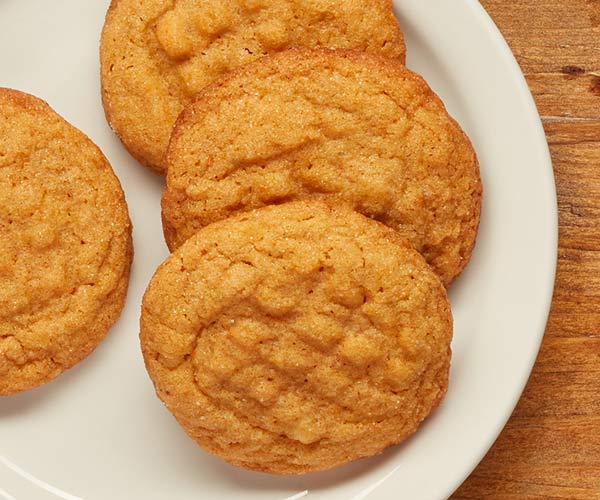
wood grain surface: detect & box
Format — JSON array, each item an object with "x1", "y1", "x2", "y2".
[{"x1": 452, "y1": 1, "x2": 600, "y2": 499}]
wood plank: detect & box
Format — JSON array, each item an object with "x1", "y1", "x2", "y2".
[
  {"x1": 452, "y1": 0, "x2": 600, "y2": 498},
  {"x1": 480, "y1": 0, "x2": 600, "y2": 119}
]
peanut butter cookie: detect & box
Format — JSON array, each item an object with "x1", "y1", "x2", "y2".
[
  {"x1": 141, "y1": 201, "x2": 452, "y2": 474},
  {"x1": 163, "y1": 49, "x2": 482, "y2": 286},
  {"x1": 0, "y1": 88, "x2": 133, "y2": 396},
  {"x1": 100, "y1": 0, "x2": 405, "y2": 174}
]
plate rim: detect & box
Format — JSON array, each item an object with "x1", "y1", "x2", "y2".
[{"x1": 441, "y1": 1, "x2": 558, "y2": 497}]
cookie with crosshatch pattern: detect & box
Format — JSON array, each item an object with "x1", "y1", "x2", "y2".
[{"x1": 141, "y1": 201, "x2": 452, "y2": 473}]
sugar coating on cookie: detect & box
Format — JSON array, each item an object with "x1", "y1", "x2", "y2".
[
  {"x1": 100, "y1": 0, "x2": 405, "y2": 173},
  {"x1": 163, "y1": 49, "x2": 482, "y2": 286},
  {"x1": 0, "y1": 88, "x2": 133, "y2": 396},
  {"x1": 141, "y1": 202, "x2": 452, "y2": 474}
]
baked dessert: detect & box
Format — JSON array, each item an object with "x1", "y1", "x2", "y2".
[
  {"x1": 0, "y1": 88, "x2": 133, "y2": 396},
  {"x1": 141, "y1": 201, "x2": 452, "y2": 473},
  {"x1": 100, "y1": 0, "x2": 405, "y2": 174},
  {"x1": 162, "y1": 49, "x2": 482, "y2": 285}
]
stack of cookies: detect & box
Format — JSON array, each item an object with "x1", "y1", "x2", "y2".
[
  {"x1": 101, "y1": 0, "x2": 482, "y2": 474},
  {"x1": 0, "y1": 0, "x2": 481, "y2": 476}
]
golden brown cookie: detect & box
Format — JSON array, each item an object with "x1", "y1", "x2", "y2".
[
  {"x1": 162, "y1": 49, "x2": 482, "y2": 286},
  {"x1": 100, "y1": 0, "x2": 405, "y2": 174},
  {"x1": 0, "y1": 88, "x2": 133, "y2": 396},
  {"x1": 141, "y1": 201, "x2": 452, "y2": 474}
]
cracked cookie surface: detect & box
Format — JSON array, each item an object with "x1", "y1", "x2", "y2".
[
  {"x1": 163, "y1": 49, "x2": 482, "y2": 286},
  {"x1": 141, "y1": 201, "x2": 452, "y2": 474},
  {"x1": 0, "y1": 88, "x2": 133, "y2": 396},
  {"x1": 100, "y1": 0, "x2": 405, "y2": 174}
]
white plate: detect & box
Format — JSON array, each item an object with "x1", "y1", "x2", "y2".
[{"x1": 0, "y1": 1, "x2": 557, "y2": 499}]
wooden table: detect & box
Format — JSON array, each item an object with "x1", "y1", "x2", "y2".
[{"x1": 452, "y1": 1, "x2": 600, "y2": 498}]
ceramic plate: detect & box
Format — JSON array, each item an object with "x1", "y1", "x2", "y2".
[{"x1": 0, "y1": 1, "x2": 557, "y2": 499}]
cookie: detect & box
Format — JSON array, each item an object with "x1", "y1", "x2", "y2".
[
  {"x1": 0, "y1": 88, "x2": 133, "y2": 396},
  {"x1": 100, "y1": 0, "x2": 406, "y2": 174},
  {"x1": 162, "y1": 49, "x2": 482, "y2": 286},
  {"x1": 141, "y1": 201, "x2": 452, "y2": 474}
]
